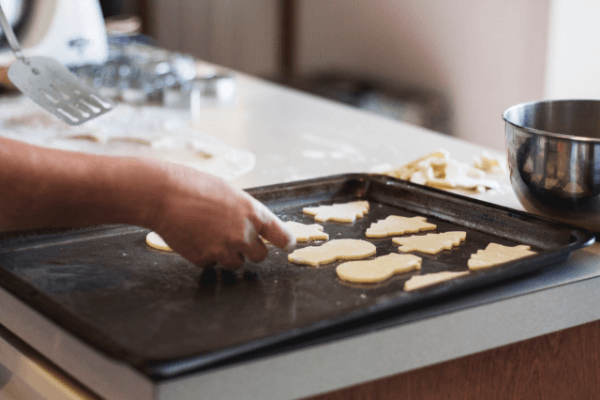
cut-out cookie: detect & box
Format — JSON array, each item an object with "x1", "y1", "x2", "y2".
[
  {"x1": 365, "y1": 216, "x2": 436, "y2": 238},
  {"x1": 404, "y1": 271, "x2": 469, "y2": 291},
  {"x1": 146, "y1": 232, "x2": 173, "y2": 251},
  {"x1": 303, "y1": 201, "x2": 369, "y2": 222},
  {"x1": 468, "y1": 243, "x2": 536, "y2": 270},
  {"x1": 288, "y1": 239, "x2": 376, "y2": 266},
  {"x1": 393, "y1": 231, "x2": 466, "y2": 254},
  {"x1": 336, "y1": 253, "x2": 422, "y2": 283},
  {"x1": 285, "y1": 221, "x2": 329, "y2": 241}
]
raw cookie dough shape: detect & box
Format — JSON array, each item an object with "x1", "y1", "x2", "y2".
[
  {"x1": 468, "y1": 243, "x2": 536, "y2": 270},
  {"x1": 303, "y1": 201, "x2": 369, "y2": 223},
  {"x1": 285, "y1": 221, "x2": 329, "y2": 241},
  {"x1": 336, "y1": 253, "x2": 422, "y2": 283},
  {"x1": 288, "y1": 239, "x2": 376, "y2": 266},
  {"x1": 393, "y1": 231, "x2": 467, "y2": 254},
  {"x1": 366, "y1": 216, "x2": 436, "y2": 238},
  {"x1": 404, "y1": 271, "x2": 469, "y2": 291},
  {"x1": 146, "y1": 231, "x2": 173, "y2": 252},
  {"x1": 473, "y1": 151, "x2": 507, "y2": 174},
  {"x1": 386, "y1": 150, "x2": 449, "y2": 180}
]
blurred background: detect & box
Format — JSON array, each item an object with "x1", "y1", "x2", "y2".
[{"x1": 4, "y1": 0, "x2": 599, "y2": 151}]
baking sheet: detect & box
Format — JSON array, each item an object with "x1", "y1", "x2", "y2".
[{"x1": 0, "y1": 174, "x2": 592, "y2": 379}]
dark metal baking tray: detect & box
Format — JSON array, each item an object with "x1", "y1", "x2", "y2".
[{"x1": 0, "y1": 173, "x2": 593, "y2": 379}]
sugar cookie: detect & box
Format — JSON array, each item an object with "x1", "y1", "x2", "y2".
[
  {"x1": 303, "y1": 201, "x2": 369, "y2": 222},
  {"x1": 468, "y1": 243, "x2": 536, "y2": 270},
  {"x1": 336, "y1": 253, "x2": 422, "y2": 283},
  {"x1": 146, "y1": 231, "x2": 173, "y2": 252},
  {"x1": 393, "y1": 231, "x2": 466, "y2": 254},
  {"x1": 288, "y1": 239, "x2": 376, "y2": 266},
  {"x1": 365, "y1": 216, "x2": 436, "y2": 238},
  {"x1": 285, "y1": 221, "x2": 329, "y2": 241},
  {"x1": 404, "y1": 271, "x2": 469, "y2": 291}
]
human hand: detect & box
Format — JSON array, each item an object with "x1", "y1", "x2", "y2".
[{"x1": 148, "y1": 165, "x2": 295, "y2": 269}]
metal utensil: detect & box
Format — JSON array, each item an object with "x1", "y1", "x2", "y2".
[
  {"x1": 504, "y1": 100, "x2": 600, "y2": 232},
  {"x1": 0, "y1": 4, "x2": 114, "y2": 125}
]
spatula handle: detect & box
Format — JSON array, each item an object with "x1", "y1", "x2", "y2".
[{"x1": 0, "y1": 3, "x2": 24, "y2": 60}]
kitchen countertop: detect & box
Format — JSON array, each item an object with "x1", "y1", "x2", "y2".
[{"x1": 1, "y1": 70, "x2": 599, "y2": 400}]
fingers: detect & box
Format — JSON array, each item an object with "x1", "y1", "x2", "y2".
[
  {"x1": 242, "y1": 236, "x2": 269, "y2": 263},
  {"x1": 249, "y1": 197, "x2": 296, "y2": 251},
  {"x1": 219, "y1": 252, "x2": 245, "y2": 270}
]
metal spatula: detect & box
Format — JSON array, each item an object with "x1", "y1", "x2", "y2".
[{"x1": 0, "y1": 4, "x2": 114, "y2": 125}]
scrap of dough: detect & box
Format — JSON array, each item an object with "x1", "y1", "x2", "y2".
[
  {"x1": 366, "y1": 216, "x2": 436, "y2": 238},
  {"x1": 468, "y1": 243, "x2": 536, "y2": 270},
  {"x1": 473, "y1": 151, "x2": 507, "y2": 174},
  {"x1": 386, "y1": 150, "x2": 449, "y2": 180},
  {"x1": 288, "y1": 239, "x2": 376, "y2": 266},
  {"x1": 336, "y1": 253, "x2": 422, "y2": 283},
  {"x1": 303, "y1": 201, "x2": 369, "y2": 222},
  {"x1": 386, "y1": 149, "x2": 500, "y2": 193},
  {"x1": 404, "y1": 271, "x2": 470, "y2": 291},
  {"x1": 393, "y1": 231, "x2": 467, "y2": 254},
  {"x1": 285, "y1": 221, "x2": 329, "y2": 241},
  {"x1": 146, "y1": 232, "x2": 173, "y2": 252},
  {"x1": 423, "y1": 159, "x2": 499, "y2": 192}
]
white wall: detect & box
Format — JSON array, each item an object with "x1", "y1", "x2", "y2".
[
  {"x1": 545, "y1": 0, "x2": 600, "y2": 99},
  {"x1": 296, "y1": 0, "x2": 550, "y2": 150}
]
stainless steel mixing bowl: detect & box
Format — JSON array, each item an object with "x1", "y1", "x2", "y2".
[{"x1": 504, "y1": 100, "x2": 600, "y2": 232}]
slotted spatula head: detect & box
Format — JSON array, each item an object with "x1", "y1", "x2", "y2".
[{"x1": 7, "y1": 56, "x2": 115, "y2": 125}]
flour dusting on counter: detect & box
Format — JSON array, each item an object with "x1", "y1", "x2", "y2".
[{"x1": 0, "y1": 96, "x2": 255, "y2": 181}]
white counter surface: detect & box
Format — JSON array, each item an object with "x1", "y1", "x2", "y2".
[{"x1": 0, "y1": 71, "x2": 599, "y2": 400}]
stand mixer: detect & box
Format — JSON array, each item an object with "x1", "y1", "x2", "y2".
[{"x1": 0, "y1": 0, "x2": 108, "y2": 68}]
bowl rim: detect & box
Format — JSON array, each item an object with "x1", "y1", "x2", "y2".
[{"x1": 503, "y1": 99, "x2": 600, "y2": 143}]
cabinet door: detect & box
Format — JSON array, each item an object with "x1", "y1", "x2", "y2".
[{"x1": 149, "y1": 0, "x2": 279, "y2": 78}]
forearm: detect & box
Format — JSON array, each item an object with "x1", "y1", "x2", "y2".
[{"x1": 0, "y1": 137, "x2": 166, "y2": 231}]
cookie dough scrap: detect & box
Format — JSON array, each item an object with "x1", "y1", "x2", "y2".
[
  {"x1": 336, "y1": 253, "x2": 422, "y2": 283},
  {"x1": 386, "y1": 149, "x2": 500, "y2": 193},
  {"x1": 393, "y1": 231, "x2": 467, "y2": 254},
  {"x1": 418, "y1": 158, "x2": 500, "y2": 193},
  {"x1": 386, "y1": 150, "x2": 449, "y2": 180},
  {"x1": 366, "y1": 216, "x2": 436, "y2": 238},
  {"x1": 404, "y1": 271, "x2": 470, "y2": 291},
  {"x1": 468, "y1": 243, "x2": 536, "y2": 270},
  {"x1": 473, "y1": 151, "x2": 507, "y2": 174},
  {"x1": 146, "y1": 232, "x2": 173, "y2": 252},
  {"x1": 288, "y1": 239, "x2": 376, "y2": 267},
  {"x1": 285, "y1": 221, "x2": 329, "y2": 241},
  {"x1": 303, "y1": 201, "x2": 369, "y2": 223}
]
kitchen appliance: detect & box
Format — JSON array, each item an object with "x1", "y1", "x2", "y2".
[
  {"x1": 0, "y1": 0, "x2": 108, "y2": 68},
  {"x1": 504, "y1": 100, "x2": 600, "y2": 232}
]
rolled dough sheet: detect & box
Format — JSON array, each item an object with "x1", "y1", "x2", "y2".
[
  {"x1": 288, "y1": 239, "x2": 376, "y2": 266},
  {"x1": 336, "y1": 253, "x2": 422, "y2": 283}
]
